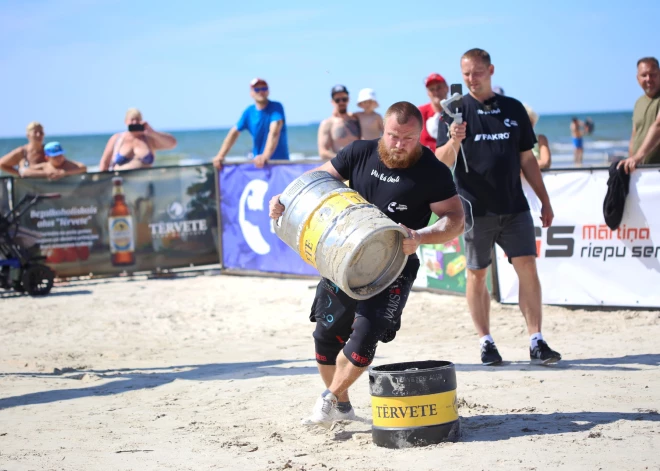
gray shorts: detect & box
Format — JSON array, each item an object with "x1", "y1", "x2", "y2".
[{"x1": 464, "y1": 211, "x2": 537, "y2": 270}]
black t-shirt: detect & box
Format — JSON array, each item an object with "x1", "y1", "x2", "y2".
[
  {"x1": 436, "y1": 93, "x2": 536, "y2": 216},
  {"x1": 330, "y1": 139, "x2": 457, "y2": 231}
]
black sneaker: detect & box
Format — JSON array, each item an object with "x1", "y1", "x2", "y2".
[
  {"x1": 530, "y1": 340, "x2": 562, "y2": 365},
  {"x1": 481, "y1": 341, "x2": 503, "y2": 365}
]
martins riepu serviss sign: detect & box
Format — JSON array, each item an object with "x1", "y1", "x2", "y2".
[{"x1": 495, "y1": 168, "x2": 660, "y2": 308}]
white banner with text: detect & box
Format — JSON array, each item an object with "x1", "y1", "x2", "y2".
[{"x1": 495, "y1": 167, "x2": 660, "y2": 308}]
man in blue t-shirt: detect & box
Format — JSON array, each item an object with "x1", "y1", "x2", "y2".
[{"x1": 213, "y1": 78, "x2": 289, "y2": 169}]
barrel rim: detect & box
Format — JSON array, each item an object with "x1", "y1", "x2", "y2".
[
  {"x1": 338, "y1": 219, "x2": 408, "y2": 300},
  {"x1": 369, "y1": 360, "x2": 455, "y2": 374}
]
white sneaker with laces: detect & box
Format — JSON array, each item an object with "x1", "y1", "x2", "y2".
[
  {"x1": 300, "y1": 393, "x2": 337, "y2": 428},
  {"x1": 332, "y1": 407, "x2": 357, "y2": 421}
]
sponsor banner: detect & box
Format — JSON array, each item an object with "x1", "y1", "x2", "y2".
[
  {"x1": 13, "y1": 165, "x2": 218, "y2": 277},
  {"x1": 414, "y1": 213, "x2": 492, "y2": 295},
  {"x1": 0, "y1": 177, "x2": 10, "y2": 216},
  {"x1": 495, "y1": 168, "x2": 660, "y2": 308},
  {"x1": 219, "y1": 163, "x2": 319, "y2": 276}
]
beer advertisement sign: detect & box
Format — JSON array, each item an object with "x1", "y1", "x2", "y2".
[{"x1": 13, "y1": 165, "x2": 219, "y2": 277}]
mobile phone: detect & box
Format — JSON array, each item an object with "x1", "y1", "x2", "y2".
[
  {"x1": 450, "y1": 84, "x2": 463, "y2": 96},
  {"x1": 128, "y1": 123, "x2": 145, "y2": 132},
  {"x1": 449, "y1": 84, "x2": 463, "y2": 113}
]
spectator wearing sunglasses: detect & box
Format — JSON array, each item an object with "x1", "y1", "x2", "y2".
[
  {"x1": 213, "y1": 78, "x2": 289, "y2": 169},
  {"x1": 23, "y1": 142, "x2": 87, "y2": 180},
  {"x1": 317, "y1": 85, "x2": 361, "y2": 160}
]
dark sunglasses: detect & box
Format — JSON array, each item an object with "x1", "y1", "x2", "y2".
[
  {"x1": 253, "y1": 86, "x2": 268, "y2": 92},
  {"x1": 334, "y1": 97, "x2": 348, "y2": 103}
]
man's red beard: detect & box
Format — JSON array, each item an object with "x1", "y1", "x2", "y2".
[{"x1": 378, "y1": 139, "x2": 423, "y2": 169}]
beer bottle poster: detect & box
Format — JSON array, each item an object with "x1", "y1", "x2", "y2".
[{"x1": 12, "y1": 165, "x2": 219, "y2": 277}]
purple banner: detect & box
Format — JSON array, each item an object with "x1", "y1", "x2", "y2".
[{"x1": 220, "y1": 163, "x2": 319, "y2": 276}]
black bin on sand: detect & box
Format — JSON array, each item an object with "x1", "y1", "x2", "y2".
[{"x1": 368, "y1": 360, "x2": 460, "y2": 448}]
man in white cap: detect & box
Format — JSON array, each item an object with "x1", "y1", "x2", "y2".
[
  {"x1": 213, "y1": 77, "x2": 289, "y2": 169},
  {"x1": 355, "y1": 88, "x2": 383, "y2": 140}
]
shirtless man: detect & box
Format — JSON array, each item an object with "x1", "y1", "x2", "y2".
[
  {"x1": 570, "y1": 117, "x2": 584, "y2": 165},
  {"x1": 355, "y1": 88, "x2": 383, "y2": 140},
  {"x1": 317, "y1": 85, "x2": 361, "y2": 160}
]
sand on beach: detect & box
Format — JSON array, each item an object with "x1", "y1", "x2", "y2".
[{"x1": 1, "y1": 271, "x2": 659, "y2": 471}]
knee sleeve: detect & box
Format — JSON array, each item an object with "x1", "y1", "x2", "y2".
[
  {"x1": 313, "y1": 332, "x2": 345, "y2": 365},
  {"x1": 342, "y1": 316, "x2": 382, "y2": 367}
]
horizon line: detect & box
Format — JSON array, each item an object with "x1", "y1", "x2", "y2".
[{"x1": 0, "y1": 108, "x2": 633, "y2": 140}]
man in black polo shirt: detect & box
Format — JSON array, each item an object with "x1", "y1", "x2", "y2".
[
  {"x1": 269, "y1": 101, "x2": 465, "y2": 428},
  {"x1": 435, "y1": 48, "x2": 562, "y2": 366}
]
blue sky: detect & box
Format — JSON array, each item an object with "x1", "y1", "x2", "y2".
[{"x1": 1, "y1": 0, "x2": 658, "y2": 137}]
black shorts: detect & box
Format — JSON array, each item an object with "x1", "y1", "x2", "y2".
[
  {"x1": 310, "y1": 257, "x2": 420, "y2": 362},
  {"x1": 464, "y1": 211, "x2": 537, "y2": 270}
]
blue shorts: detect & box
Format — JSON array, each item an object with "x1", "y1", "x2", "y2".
[{"x1": 572, "y1": 137, "x2": 583, "y2": 149}]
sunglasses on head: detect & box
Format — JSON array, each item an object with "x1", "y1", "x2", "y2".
[
  {"x1": 334, "y1": 97, "x2": 348, "y2": 103},
  {"x1": 253, "y1": 86, "x2": 268, "y2": 92}
]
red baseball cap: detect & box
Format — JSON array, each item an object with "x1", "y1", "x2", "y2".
[
  {"x1": 425, "y1": 73, "x2": 446, "y2": 87},
  {"x1": 250, "y1": 77, "x2": 268, "y2": 87}
]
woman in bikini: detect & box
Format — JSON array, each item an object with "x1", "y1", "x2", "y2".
[
  {"x1": 99, "y1": 108, "x2": 177, "y2": 172},
  {"x1": 0, "y1": 122, "x2": 48, "y2": 177}
]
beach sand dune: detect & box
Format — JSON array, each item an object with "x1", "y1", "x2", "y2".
[{"x1": 1, "y1": 272, "x2": 659, "y2": 470}]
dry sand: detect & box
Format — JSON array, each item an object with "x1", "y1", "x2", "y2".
[{"x1": 1, "y1": 270, "x2": 659, "y2": 471}]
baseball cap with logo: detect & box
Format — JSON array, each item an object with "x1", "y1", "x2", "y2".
[
  {"x1": 44, "y1": 141, "x2": 64, "y2": 158},
  {"x1": 424, "y1": 73, "x2": 446, "y2": 87},
  {"x1": 331, "y1": 85, "x2": 349, "y2": 97},
  {"x1": 250, "y1": 77, "x2": 268, "y2": 87}
]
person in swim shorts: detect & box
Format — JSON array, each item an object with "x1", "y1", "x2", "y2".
[{"x1": 570, "y1": 117, "x2": 584, "y2": 166}]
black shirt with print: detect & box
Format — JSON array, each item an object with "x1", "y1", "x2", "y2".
[
  {"x1": 330, "y1": 139, "x2": 457, "y2": 231},
  {"x1": 436, "y1": 93, "x2": 536, "y2": 216}
]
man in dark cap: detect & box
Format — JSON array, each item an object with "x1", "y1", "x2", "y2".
[{"x1": 317, "y1": 85, "x2": 361, "y2": 160}]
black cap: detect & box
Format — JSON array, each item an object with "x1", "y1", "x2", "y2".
[{"x1": 331, "y1": 85, "x2": 349, "y2": 97}]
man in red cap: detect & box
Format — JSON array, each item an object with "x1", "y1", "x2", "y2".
[{"x1": 418, "y1": 73, "x2": 449, "y2": 151}]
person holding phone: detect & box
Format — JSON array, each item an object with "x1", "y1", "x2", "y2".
[
  {"x1": 99, "y1": 108, "x2": 177, "y2": 171},
  {"x1": 435, "y1": 48, "x2": 561, "y2": 367}
]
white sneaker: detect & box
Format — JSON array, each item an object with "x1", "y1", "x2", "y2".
[
  {"x1": 332, "y1": 407, "x2": 357, "y2": 421},
  {"x1": 300, "y1": 393, "x2": 337, "y2": 428}
]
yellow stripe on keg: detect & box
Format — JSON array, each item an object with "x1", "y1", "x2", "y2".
[
  {"x1": 298, "y1": 190, "x2": 368, "y2": 268},
  {"x1": 371, "y1": 390, "x2": 458, "y2": 428}
]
